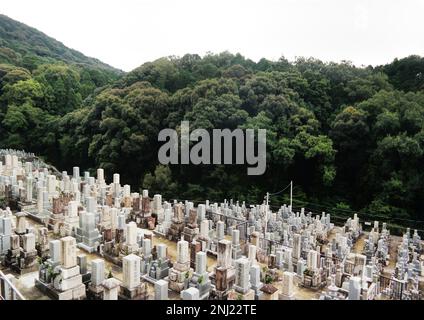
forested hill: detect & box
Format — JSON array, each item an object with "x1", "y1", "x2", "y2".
[
  {"x1": 1, "y1": 14, "x2": 424, "y2": 232},
  {"x1": 0, "y1": 14, "x2": 122, "y2": 74},
  {"x1": 51, "y1": 53, "x2": 424, "y2": 231}
]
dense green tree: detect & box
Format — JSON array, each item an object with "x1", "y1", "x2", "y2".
[
  {"x1": 378, "y1": 55, "x2": 424, "y2": 92},
  {"x1": 142, "y1": 165, "x2": 178, "y2": 199},
  {"x1": 34, "y1": 64, "x2": 82, "y2": 115},
  {"x1": 1, "y1": 39, "x2": 424, "y2": 231},
  {"x1": 1, "y1": 102, "x2": 56, "y2": 155},
  {"x1": 2, "y1": 78, "x2": 44, "y2": 106}
]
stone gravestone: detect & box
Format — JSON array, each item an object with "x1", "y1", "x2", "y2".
[{"x1": 155, "y1": 279, "x2": 168, "y2": 300}]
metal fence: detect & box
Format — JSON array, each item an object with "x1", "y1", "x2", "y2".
[{"x1": 0, "y1": 270, "x2": 25, "y2": 300}]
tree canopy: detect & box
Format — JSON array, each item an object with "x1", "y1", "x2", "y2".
[{"x1": 0, "y1": 17, "x2": 423, "y2": 232}]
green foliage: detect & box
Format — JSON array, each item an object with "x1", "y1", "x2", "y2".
[
  {"x1": 2, "y1": 78, "x2": 44, "y2": 105},
  {"x1": 143, "y1": 165, "x2": 178, "y2": 199},
  {"x1": 377, "y1": 55, "x2": 424, "y2": 92},
  {"x1": 264, "y1": 274, "x2": 273, "y2": 284},
  {"x1": 34, "y1": 64, "x2": 82, "y2": 115},
  {"x1": 0, "y1": 195, "x2": 6, "y2": 208},
  {"x1": 0, "y1": 12, "x2": 424, "y2": 230},
  {"x1": 335, "y1": 202, "x2": 351, "y2": 210},
  {"x1": 304, "y1": 268, "x2": 313, "y2": 276},
  {"x1": 1, "y1": 102, "x2": 57, "y2": 156},
  {"x1": 0, "y1": 14, "x2": 122, "y2": 74}
]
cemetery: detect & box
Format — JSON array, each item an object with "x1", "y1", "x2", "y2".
[{"x1": 0, "y1": 149, "x2": 423, "y2": 300}]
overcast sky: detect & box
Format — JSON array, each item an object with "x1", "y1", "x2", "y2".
[{"x1": 2, "y1": 0, "x2": 424, "y2": 72}]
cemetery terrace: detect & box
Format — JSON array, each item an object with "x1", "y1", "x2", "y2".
[{"x1": 0, "y1": 149, "x2": 423, "y2": 300}]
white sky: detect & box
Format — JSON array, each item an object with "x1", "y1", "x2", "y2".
[{"x1": 2, "y1": 0, "x2": 424, "y2": 72}]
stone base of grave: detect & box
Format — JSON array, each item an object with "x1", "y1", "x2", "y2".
[
  {"x1": 54, "y1": 283, "x2": 86, "y2": 300},
  {"x1": 52, "y1": 265, "x2": 86, "y2": 300},
  {"x1": 103, "y1": 252, "x2": 122, "y2": 267},
  {"x1": 1, "y1": 236, "x2": 11, "y2": 254},
  {"x1": 64, "y1": 218, "x2": 79, "y2": 236},
  {"x1": 168, "y1": 265, "x2": 192, "y2": 293},
  {"x1": 25, "y1": 211, "x2": 50, "y2": 225},
  {"x1": 167, "y1": 222, "x2": 184, "y2": 242},
  {"x1": 48, "y1": 216, "x2": 60, "y2": 228},
  {"x1": 20, "y1": 248, "x2": 38, "y2": 260},
  {"x1": 173, "y1": 261, "x2": 191, "y2": 273},
  {"x1": 3, "y1": 248, "x2": 17, "y2": 265},
  {"x1": 227, "y1": 288, "x2": 255, "y2": 300},
  {"x1": 82, "y1": 273, "x2": 92, "y2": 284},
  {"x1": 182, "y1": 227, "x2": 199, "y2": 243},
  {"x1": 197, "y1": 238, "x2": 209, "y2": 252},
  {"x1": 35, "y1": 280, "x2": 86, "y2": 300},
  {"x1": 302, "y1": 272, "x2": 323, "y2": 289},
  {"x1": 154, "y1": 223, "x2": 170, "y2": 236},
  {"x1": 119, "y1": 284, "x2": 148, "y2": 300},
  {"x1": 169, "y1": 280, "x2": 186, "y2": 293},
  {"x1": 198, "y1": 286, "x2": 211, "y2": 300},
  {"x1": 102, "y1": 240, "x2": 119, "y2": 254},
  {"x1": 77, "y1": 242, "x2": 97, "y2": 253},
  {"x1": 189, "y1": 243, "x2": 202, "y2": 270},
  {"x1": 17, "y1": 201, "x2": 36, "y2": 212},
  {"x1": 128, "y1": 212, "x2": 140, "y2": 224},
  {"x1": 231, "y1": 247, "x2": 242, "y2": 261},
  {"x1": 168, "y1": 268, "x2": 193, "y2": 292},
  {"x1": 38, "y1": 260, "x2": 60, "y2": 283},
  {"x1": 75, "y1": 226, "x2": 102, "y2": 251},
  {"x1": 59, "y1": 265, "x2": 80, "y2": 279},
  {"x1": 121, "y1": 243, "x2": 139, "y2": 255},
  {"x1": 56, "y1": 274, "x2": 83, "y2": 291},
  {"x1": 212, "y1": 267, "x2": 236, "y2": 292},
  {"x1": 148, "y1": 260, "x2": 170, "y2": 280},
  {"x1": 36, "y1": 246, "x2": 50, "y2": 260},
  {"x1": 6, "y1": 248, "x2": 20, "y2": 258},
  {"x1": 189, "y1": 277, "x2": 211, "y2": 300},
  {"x1": 35, "y1": 279, "x2": 54, "y2": 296},
  {"x1": 134, "y1": 216, "x2": 150, "y2": 229},
  {"x1": 256, "y1": 251, "x2": 268, "y2": 264},
  {"x1": 13, "y1": 263, "x2": 39, "y2": 275},
  {"x1": 251, "y1": 284, "x2": 263, "y2": 300},
  {"x1": 68, "y1": 283, "x2": 86, "y2": 300},
  {"x1": 206, "y1": 249, "x2": 217, "y2": 258},
  {"x1": 87, "y1": 284, "x2": 104, "y2": 300},
  {"x1": 147, "y1": 216, "x2": 156, "y2": 230},
  {"x1": 8, "y1": 250, "x2": 39, "y2": 274},
  {"x1": 140, "y1": 258, "x2": 152, "y2": 274}
]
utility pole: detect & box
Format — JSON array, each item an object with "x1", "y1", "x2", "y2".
[
  {"x1": 290, "y1": 180, "x2": 293, "y2": 211},
  {"x1": 265, "y1": 192, "x2": 269, "y2": 236}
]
